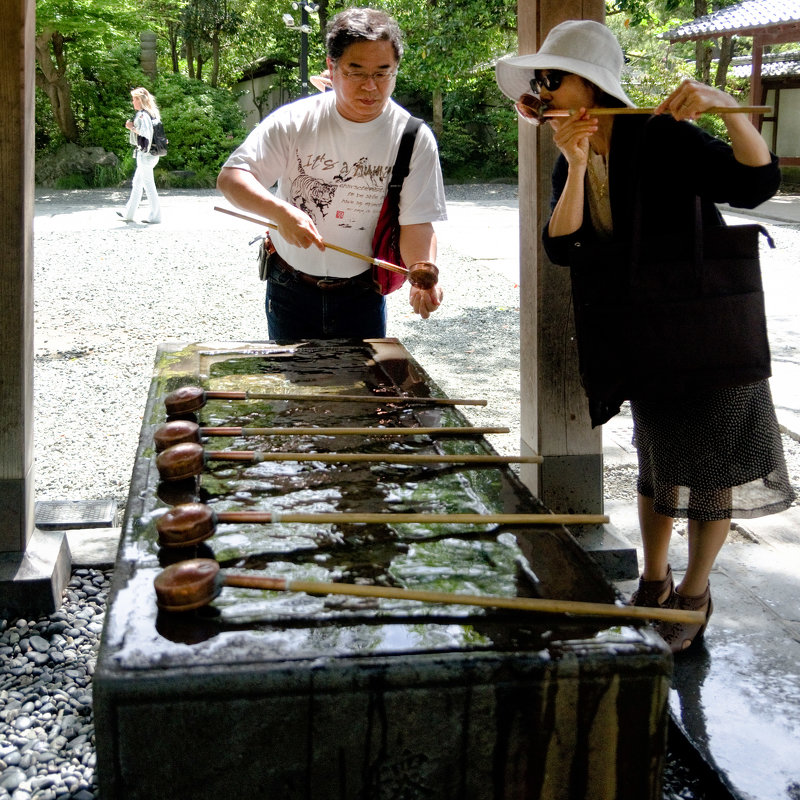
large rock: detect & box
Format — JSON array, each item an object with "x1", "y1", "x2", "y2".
[{"x1": 36, "y1": 143, "x2": 119, "y2": 186}]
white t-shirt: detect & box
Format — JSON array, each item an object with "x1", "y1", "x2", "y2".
[{"x1": 223, "y1": 92, "x2": 447, "y2": 277}]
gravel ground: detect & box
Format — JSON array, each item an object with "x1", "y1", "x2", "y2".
[
  {"x1": 30, "y1": 184, "x2": 522, "y2": 513},
  {"x1": 2, "y1": 184, "x2": 796, "y2": 799}
]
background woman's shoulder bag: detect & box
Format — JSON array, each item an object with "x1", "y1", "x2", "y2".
[
  {"x1": 570, "y1": 194, "x2": 775, "y2": 427},
  {"x1": 371, "y1": 116, "x2": 423, "y2": 295},
  {"x1": 136, "y1": 111, "x2": 168, "y2": 156}
]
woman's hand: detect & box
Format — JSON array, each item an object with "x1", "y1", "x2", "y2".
[
  {"x1": 546, "y1": 109, "x2": 601, "y2": 238},
  {"x1": 550, "y1": 109, "x2": 599, "y2": 169},
  {"x1": 656, "y1": 78, "x2": 771, "y2": 166},
  {"x1": 656, "y1": 78, "x2": 737, "y2": 122}
]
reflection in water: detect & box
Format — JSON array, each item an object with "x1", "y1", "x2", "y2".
[{"x1": 672, "y1": 637, "x2": 800, "y2": 800}]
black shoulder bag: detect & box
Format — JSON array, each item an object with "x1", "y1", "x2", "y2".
[
  {"x1": 570, "y1": 191, "x2": 775, "y2": 427},
  {"x1": 371, "y1": 116, "x2": 423, "y2": 295},
  {"x1": 136, "y1": 112, "x2": 168, "y2": 156}
]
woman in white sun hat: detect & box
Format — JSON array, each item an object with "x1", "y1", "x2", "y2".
[{"x1": 496, "y1": 19, "x2": 794, "y2": 654}]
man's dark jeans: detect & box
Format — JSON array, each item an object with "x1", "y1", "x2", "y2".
[{"x1": 265, "y1": 262, "x2": 387, "y2": 341}]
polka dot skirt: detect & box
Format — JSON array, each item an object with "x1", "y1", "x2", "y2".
[{"x1": 631, "y1": 380, "x2": 795, "y2": 521}]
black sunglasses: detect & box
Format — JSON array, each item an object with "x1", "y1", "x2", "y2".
[{"x1": 531, "y1": 70, "x2": 569, "y2": 93}]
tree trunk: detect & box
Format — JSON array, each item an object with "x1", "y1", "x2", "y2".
[
  {"x1": 695, "y1": 39, "x2": 712, "y2": 83},
  {"x1": 316, "y1": 0, "x2": 330, "y2": 47},
  {"x1": 34, "y1": 28, "x2": 79, "y2": 142},
  {"x1": 210, "y1": 32, "x2": 220, "y2": 88},
  {"x1": 715, "y1": 35, "x2": 733, "y2": 88},
  {"x1": 694, "y1": 0, "x2": 712, "y2": 83},
  {"x1": 186, "y1": 38, "x2": 195, "y2": 79},
  {"x1": 168, "y1": 22, "x2": 180, "y2": 73},
  {"x1": 432, "y1": 88, "x2": 443, "y2": 139}
]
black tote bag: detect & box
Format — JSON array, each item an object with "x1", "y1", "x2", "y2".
[{"x1": 570, "y1": 198, "x2": 774, "y2": 427}]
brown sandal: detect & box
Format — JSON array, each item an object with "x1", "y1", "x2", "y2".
[
  {"x1": 631, "y1": 564, "x2": 675, "y2": 609},
  {"x1": 656, "y1": 583, "x2": 713, "y2": 654}
]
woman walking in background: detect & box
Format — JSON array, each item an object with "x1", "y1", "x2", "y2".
[
  {"x1": 496, "y1": 20, "x2": 795, "y2": 654},
  {"x1": 118, "y1": 87, "x2": 161, "y2": 224}
]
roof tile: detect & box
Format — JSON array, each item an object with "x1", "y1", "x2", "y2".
[{"x1": 662, "y1": 0, "x2": 800, "y2": 40}]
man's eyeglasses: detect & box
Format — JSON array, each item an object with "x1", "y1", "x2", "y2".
[
  {"x1": 531, "y1": 70, "x2": 569, "y2": 93},
  {"x1": 338, "y1": 68, "x2": 397, "y2": 84}
]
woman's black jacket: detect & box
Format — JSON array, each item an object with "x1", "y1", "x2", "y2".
[{"x1": 541, "y1": 113, "x2": 780, "y2": 425}]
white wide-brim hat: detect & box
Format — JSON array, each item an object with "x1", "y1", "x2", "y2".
[{"x1": 495, "y1": 19, "x2": 635, "y2": 108}]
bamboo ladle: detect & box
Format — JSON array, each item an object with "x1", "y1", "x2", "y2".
[
  {"x1": 155, "y1": 442, "x2": 543, "y2": 482},
  {"x1": 214, "y1": 205, "x2": 439, "y2": 289},
  {"x1": 153, "y1": 557, "x2": 706, "y2": 626},
  {"x1": 516, "y1": 93, "x2": 772, "y2": 126},
  {"x1": 153, "y1": 419, "x2": 510, "y2": 453},
  {"x1": 164, "y1": 385, "x2": 486, "y2": 416},
  {"x1": 155, "y1": 502, "x2": 610, "y2": 548}
]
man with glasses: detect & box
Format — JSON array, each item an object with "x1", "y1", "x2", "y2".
[{"x1": 217, "y1": 7, "x2": 446, "y2": 340}]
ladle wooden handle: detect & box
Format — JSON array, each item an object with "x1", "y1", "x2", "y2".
[
  {"x1": 207, "y1": 425, "x2": 510, "y2": 437},
  {"x1": 215, "y1": 205, "x2": 408, "y2": 276},
  {"x1": 158, "y1": 446, "x2": 543, "y2": 480},
  {"x1": 518, "y1": 93, "x2": 772, "y2": 126},
  {"x1": 205, "y1": 449, "x2": 543, "y2": 465},
  {"x1": 543, "y1": 105, "x2": 772, "y2": 119},
  {"x1": 153, "y1": 419, "x2": 510, "y2": 452},
  {"x1": 217, "y1": 511, "x2": 606, "y2": 524},
  {"x1": 164, "y1": 385, "x2": 487, "y2": 415},
  {"x1": 153, "y1": 557, "x2": 707, "y2": 625},
  {"x1": 155, "y1": 502, "x2": 610, "y2": 547},
  {"x1": 155, "y1": 441, "x2": 544, "y2": 482}
]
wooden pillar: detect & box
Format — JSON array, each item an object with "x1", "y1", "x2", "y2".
[
  {"x1": 0, "y1": 0, "x2": 70, "y2": 614},
  {"x1": 0, "y1": 0, "x2": 36, "y2": 554},
  {"x1": 517, "y1": 0, "x2": 605, "y2": 515},
  {"x1": 749, "y1": 34, "x2": 764, "y2": 129}
]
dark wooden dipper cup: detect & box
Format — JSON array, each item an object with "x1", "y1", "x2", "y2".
[
  {"x1": 157, "y1": 503, "x2": 217, "y2": 547},
  {"x1": 165, "y1": 385, "x2": 207, "y2": 415},
  {"x1": 156, "y1": 442, "x2": 205, "y2": 482},
  {"x1": 154, "y1": 420, "x2": 201, "y2": 452},
  {"x1": 408, "y1": 261, "x2": 439, "y2": 290},
  {"x1": 154, "y1": 558, "x2": 223, "y2": 612}
]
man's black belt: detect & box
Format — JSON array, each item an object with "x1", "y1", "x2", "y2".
[{"x1": 270, "y1": 248, "x2": 372, "y2": 291}]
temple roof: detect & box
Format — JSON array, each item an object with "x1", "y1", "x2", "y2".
[
  {"x1": 728, "y1": 49, "x2": 800, "y2": 76},
  {"x1": 662, "y1": 0, "x2": 800, "y2": 42}
]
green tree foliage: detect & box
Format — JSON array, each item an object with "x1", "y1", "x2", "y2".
[
  {"x1": 34, "y1": 0, "x2": 770, "y2": 185},
  {"x1": 607, "y1": 0, "x2": 750, "y2": 88},
  {"x1": 181, "y1": 0, "x2": 243, "y2": 86},
  {"x1": 35, "y1": 33, "x2": 247, "y2": 186},
  {"x1": 386, "y1": 0, "x2": 519, "y2": 179},
  {"x1": 152, "y1": 74, "x2": 248, "y2": 177},
  {"x1": 36, "y1": 0, "x2": 143, "y2": 141}
]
